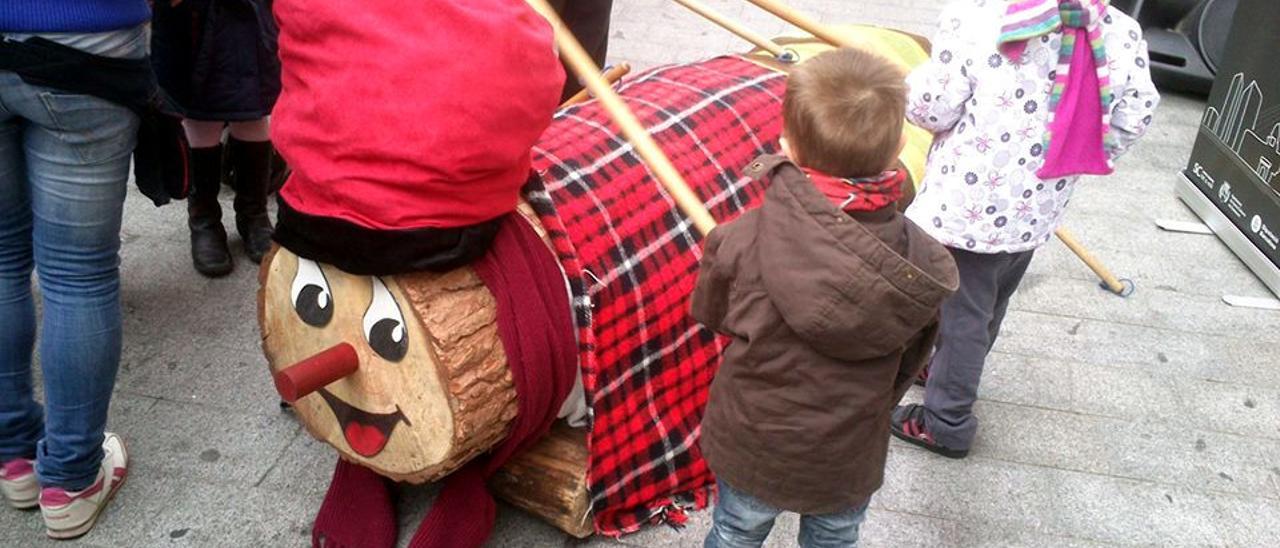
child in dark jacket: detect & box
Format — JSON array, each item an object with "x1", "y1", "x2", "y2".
[{"x1": 692, "y1": 48, "x2": 960, "y2": 548}]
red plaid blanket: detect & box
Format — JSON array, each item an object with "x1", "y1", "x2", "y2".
[{"x1": 526, "y1": 56, "x2": 786, "y2": 536}]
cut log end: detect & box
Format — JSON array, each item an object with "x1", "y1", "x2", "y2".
[
  {"x1": 492, "y1": 421, "x2": 593, "y2": 538},
  {"x1": 259, "y1": 247, "x2": 517, "y2": 484}
]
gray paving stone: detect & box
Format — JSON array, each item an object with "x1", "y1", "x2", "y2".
[
  {"x1": 486, "y1": 502, "x2": 574, "y2": 548},
  {"x1": 1045, "y1": 476, "x2": 1226, "y2": 546},
  {"x1": 981, "y1": 351, "x2": 1280, "y2": 440},
  {"x1": 608, "y1": 0, "x2": 944, "y2": 71},
  {"x1": 1011, "y1": 273, "x2": 1280, "y2": 343},
  {"x1": 256, "y1": 422, "x2": 339, "y2": 497},
  {"x1": 1169, "y1": 378, "x2": 1280, "y2": 440},
  {"x1": 855, "y1": 509, "x2": 964, "y2": 548},
  {"x1": 124, "y1": 399, "x2": 299, "y2": 488},
  {"x1": 967, "y1": 400, "x2": 1280, "y2": 500},
  {"x1": 110, "y1": 478, "x2": 316, "y2": 546},
  {"x1": 1031, "y1": 234, "x2": 1265, "y2": 300},
  {"x1": 1213, "y1": 494, "x2": 1280, "y2": 546},
  {"x1": 859, "y1": 508, "x2": 1119, "y2": 548},
  {"x1": 877, "y1": 447, "x2": 1230, "y2": 545},
  {"x1": 995, "y1": 310, "x2": 1280, "y2": 389},
  {"x1": 116, "y1": 339, "x2": 282, "y2": 416},
  {"x1": 981, "y1": 351, "x2": 1181, "y2": 421},
  {"x1": 0, "y1": 528, "x2": 113, "y2": 548}
]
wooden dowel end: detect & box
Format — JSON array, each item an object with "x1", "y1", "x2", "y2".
[
  {"x1": 1054, "y1": 227, "x2": 1127, "y2": 295},
  {"x1": 561, "y1": 63, "x2": 633, "y2": 109}
]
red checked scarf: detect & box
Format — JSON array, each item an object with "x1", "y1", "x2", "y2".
[
  {"x1": 802, "y1": 168, "x2": 905, "y2": 212},
  {"x1": 999, "y1": 0, "x2": 1115, "y2": 178}
]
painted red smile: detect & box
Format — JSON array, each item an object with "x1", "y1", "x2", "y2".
[{"x1": 318, "y1": 389, "x2": 410, "y2": 457}]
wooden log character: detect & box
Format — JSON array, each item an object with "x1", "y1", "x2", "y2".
[
  {"x1": 263, "y1": 1, "x2": 585, "y2": 546},
  {"x1": 263, "y1": 0, "x2": 939, "y2": 541},
  {"x1": 261, "y1": 203, "x2": 574, "y2": 484}
]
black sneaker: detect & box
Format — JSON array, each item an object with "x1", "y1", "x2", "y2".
[{"x1": 890, "y1": 404, "x2": 969, "y2": 459}]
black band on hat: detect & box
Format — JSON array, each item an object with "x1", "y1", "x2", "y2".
[{"x1": 273, "y1": 194, "x2": 503, "y2": 277}]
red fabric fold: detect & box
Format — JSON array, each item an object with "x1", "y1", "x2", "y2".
[{"x1": 311, "y1": 459, "x2": 397, "y2": 548}]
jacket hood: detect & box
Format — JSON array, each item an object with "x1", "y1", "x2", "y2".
[{"x1": 751, "y1": 156, "x2": 959, "y2": 362}]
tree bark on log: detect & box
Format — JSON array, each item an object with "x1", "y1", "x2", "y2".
[{"x1": 491, "y1": 421, "x2": 593, "y2": 538}]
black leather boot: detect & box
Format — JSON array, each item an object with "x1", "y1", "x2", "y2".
[
  {"x1": 188, "y1": 145, "x2": 234, "y2": 277},
  {"x1": 268, "y1": 147, "x2": 290, "y2": 195},
  {"x1": 228, "y1": 138, "x2": 275, "y2": 263}
]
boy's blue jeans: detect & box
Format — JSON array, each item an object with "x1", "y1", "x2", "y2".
[
  {"x1": 0, "y1": 30, "x2": 142, "y2": 490},
  {"x1": 705, "y1": 480, "x2": 869, "y2": 548}
]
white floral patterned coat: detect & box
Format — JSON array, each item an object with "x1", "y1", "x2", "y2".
[{"x1": 905, "y1": 0, "x2": 1161, "y2": 253}]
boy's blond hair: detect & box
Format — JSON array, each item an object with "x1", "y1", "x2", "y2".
[{"x1": 783, "y1": 48, "x2": 907, "y2": 177}]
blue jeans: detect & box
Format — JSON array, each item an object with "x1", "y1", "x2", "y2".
[
  {"x1": 705, "y1": 480, "x2": 869, "y2": 548},
  {"x1": 0, "y1": 28, "x2": 144, "y2": 490}
]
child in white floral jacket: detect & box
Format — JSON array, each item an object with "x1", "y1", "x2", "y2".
[{"x1": 891, "y1": 0, "x2": 1159, "y2": 458}]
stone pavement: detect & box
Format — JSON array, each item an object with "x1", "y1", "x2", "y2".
[{"x1": 3, "y1": 1, "x2": 1278, "y2": 546}]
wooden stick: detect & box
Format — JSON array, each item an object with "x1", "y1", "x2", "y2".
[
  {"x1": 530, "y1": 0, "x2": 718, "y2": 236},
  {"x1": 560, "y1": 63, "x2": 632, "y2": 109},
  {"x1": 1054, "y1": 227, "x2": 1127, "y2": 295},
  {"x1": 673, "y1": 0, "x2": 790, "y2": 58},
  {"x1": 741, "y1": 0, "x2": 852, "y2": 48}
]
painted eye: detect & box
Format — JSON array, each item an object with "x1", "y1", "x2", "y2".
[
  {"x1": 363, "y1": 277, "x2": 408, "y2": 362},
  {"x1": 290, "y1": 258, "x2": 333, "y2": 327}
]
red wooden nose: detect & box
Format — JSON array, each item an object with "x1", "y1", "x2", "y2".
[{"x1": 274, "y1": 343, "x2": 360, "y2": 403}]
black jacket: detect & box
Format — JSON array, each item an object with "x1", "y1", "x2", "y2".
[{"x1": 151, "y1": 0, "x2": 281, "y2": 120}]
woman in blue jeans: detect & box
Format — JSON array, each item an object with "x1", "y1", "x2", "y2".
[{"x1": 0, "y1": 3, "x2": 148, "y2": 540}]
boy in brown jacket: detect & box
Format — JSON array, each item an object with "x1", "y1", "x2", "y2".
[{"x1": 692, "y1": 48, "x2": 959, "y2": 547}]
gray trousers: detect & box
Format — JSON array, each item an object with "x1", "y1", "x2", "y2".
[{"x1": 923, "y1": 248, "x2": 1035, "y2": 450}]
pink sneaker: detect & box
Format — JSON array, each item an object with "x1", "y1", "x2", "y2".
[
  {"x1": 0, "y1": 458, "x2": 38, "y2": 509},
  {"x1": 39, "y1": 433, "x2": 128, "y2": 540}
]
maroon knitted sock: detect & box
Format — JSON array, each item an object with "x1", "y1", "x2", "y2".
[
  {"x1": 405, "y1": 465, "x2": 495, "y2": 548},
  {"x1": 311, "y1": 459, "x2": 397, "y2": 548}
]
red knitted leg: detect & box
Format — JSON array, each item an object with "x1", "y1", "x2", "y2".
[
  {"x1": 311, "y1": 459, "x2": 397, "y2": 548},
  {"x1": 405, "y1": 465, "x2": 496, "y2": 548}
]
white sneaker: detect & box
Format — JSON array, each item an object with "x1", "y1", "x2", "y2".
[
  {"x1": 0, "y1": 458, "x2": 38, "y2": 509},
  {"x1": 39, "y1": 433, "x2": 128, "y2": 540}
]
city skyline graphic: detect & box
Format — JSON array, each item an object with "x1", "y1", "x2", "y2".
[{"x1": 1203, "y1": 72, "x2": 1280, "y2": 196}]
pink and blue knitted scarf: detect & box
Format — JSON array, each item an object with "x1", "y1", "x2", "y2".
[{"x1": 999, "y1": 0, "x2": 1114, "y2": 178}]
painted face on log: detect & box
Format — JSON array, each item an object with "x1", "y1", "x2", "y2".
[{"x1": 259, "y1": 247, "x2": 491, "y2": 482}]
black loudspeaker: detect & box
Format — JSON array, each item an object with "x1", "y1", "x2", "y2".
[
  {"x1": 1139, "y1": 0, "x2": 1238, "y2": 95},
  {"x1": 1114, "y1": 0, "x2": 1201, "y2": 26},
  {"x1": 1185, "y1": 0, "x2": 1237, "y2": 72}
]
